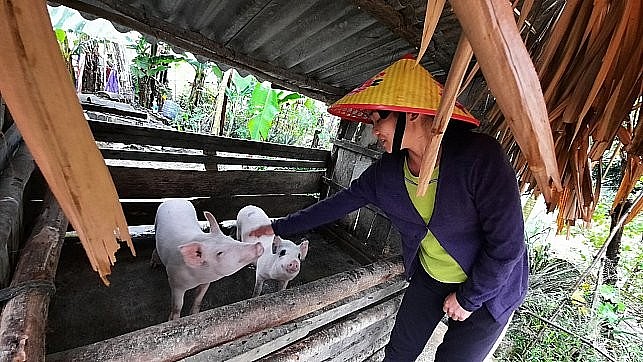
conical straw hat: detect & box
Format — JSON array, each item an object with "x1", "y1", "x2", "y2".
[{"x1": 328, "y1": 55, "x2": 479, "y2": 126}]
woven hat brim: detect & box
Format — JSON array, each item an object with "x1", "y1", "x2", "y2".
[{"x1": 327, "y1": 58, "x2": 480, "y2": 126}]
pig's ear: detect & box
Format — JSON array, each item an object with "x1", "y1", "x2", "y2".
[
  {"x1": 271, "y1": 235, "x2": 282, "y2": 254},
  {"x1": 179, "y1": 242, "x2": 205, "y2": 267},
  {"x1": 204, "y1": 211, "x2": 223, "y2": 235},
  {"x1": 298, "y1": 239, "x2": 309, "y2": 261}
]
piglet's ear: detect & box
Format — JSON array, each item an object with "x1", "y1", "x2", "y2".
[
  {"x1": 179, "y1": 242, "x2": 205, "y2": 267},
  {"x1": 298, "y1": 239, "x2": 309, "y2": 261},
  {"x1": 204, "y1": 211, "x2": 223, "y2": 235},
  {"x1": 272, "y1": 235, "x2": 282, "y2": 254}
]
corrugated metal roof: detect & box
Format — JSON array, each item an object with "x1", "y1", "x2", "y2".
[
  {"x1": 49, "y1": 0, "x2": 562, "y2": 105},
  {"x1": 49, "y1": 0, "x2": 460, "y2": 103}
]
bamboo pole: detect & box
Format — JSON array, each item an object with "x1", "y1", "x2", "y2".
[
  {"x1": 417, "y1": 33, "x2": 473, "y2": 196},
  {"x1": 415, "y1": 0, "x2": 446, "y2": 64},
  {"x1": 0, "y1": 0, "x2": 134, "y2": 284},
  {"x1": 47, "y1": 258, "x2": 404, "y2": 362},
  {"x1": 0, "y1": 191, "x2": 68, "y2": 361},
  {"x1": 449, "y1": 0, "x2": 563, "y2": 205}
]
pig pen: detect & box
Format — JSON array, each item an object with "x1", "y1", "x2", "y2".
[{"x1": 1, "y1": 118, "x2": 409, "y2": 361}]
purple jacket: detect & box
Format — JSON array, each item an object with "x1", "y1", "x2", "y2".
[{"x1": 273, "y1": 127, "x2": 528, "y2": 323}]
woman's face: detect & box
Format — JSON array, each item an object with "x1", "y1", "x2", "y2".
[{"x1": 369, "y1": 110, "x2": 398, "y2": 153}]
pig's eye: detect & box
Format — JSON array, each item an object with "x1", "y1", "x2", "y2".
[
  {"x1": 279, "y1": 250, "x2": 286, "y2": 257},
  {"x1": 216, "y1": 251, "x2": 224, "y2": 256}
]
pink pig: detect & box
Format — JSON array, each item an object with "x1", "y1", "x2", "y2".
[
  {"x1": 153, "y1": 199, "x2": 263, "y2": 320},
  {"x1": 236, "y1": 205, "x2": 309, "y2": 297}
]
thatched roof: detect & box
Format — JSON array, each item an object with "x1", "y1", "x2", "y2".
[{"x1": 1, "y1": 0, "x2": 640, "y2": 279}]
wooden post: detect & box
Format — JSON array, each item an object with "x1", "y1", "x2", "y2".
[
  {"x1": 47, "y1": 257, "x2": 404, "y2": 361},
  {"x1": 0, "y1": 142, "x2": 35, "y2": 287},
  {"x1": 0, "y1": 191, "x2": 68, "y2": 361},
  {"x1": 211, "y1": 69, "x2": 232, "y2": 136},
  {"x1": 0, "y1": 124, "x2": 22, "y2": 173}
]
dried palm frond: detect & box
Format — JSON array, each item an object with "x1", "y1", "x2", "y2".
[{"x1": 477, "y1": 0, "x2": 642, "y2": 229}]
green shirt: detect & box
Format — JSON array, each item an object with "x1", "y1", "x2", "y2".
[{"x1": 403, "y1": 160, "x2": 467, "y2": 283}]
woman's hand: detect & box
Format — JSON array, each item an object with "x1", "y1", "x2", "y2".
[
  {"x1": 443, "y1": 292, "x2": 472, "y2": 321},
  {"x1": 248, "y1": 224, "x2": 274, "y2": 237}
]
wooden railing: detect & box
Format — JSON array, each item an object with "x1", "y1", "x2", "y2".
[{"x1": 87, "y1": 120, "x2": 331, "y2": 225}]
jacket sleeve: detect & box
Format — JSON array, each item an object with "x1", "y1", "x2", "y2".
[
  {"x1": 272, "y1": 159, "x2": 380, "y2": 236},
  {"x1": 456, "y1": 138, "x2": 526, "y2": 312}
]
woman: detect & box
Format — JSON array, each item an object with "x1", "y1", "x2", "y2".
[{"x1": 251, "y1": 56, "x2": 527, "y2": 361}]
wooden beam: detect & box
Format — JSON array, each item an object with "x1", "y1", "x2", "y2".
[
  {"x1": 118, "y1": 195, "x2": 319, "y2": 226},
  {"x1": 109, "y1": 167, "x2": 323, "y2": 198},
  {"x1": 0, "y1": 191, "x2": 68, "y2": 361},
  {"x1": 89, "y1": 120, "x2": 331, "y2": 162},
  {"x1": 0, "y1": 142, "x2": 35, "y2": 287},
  {"x1": 99, "y1": 149, "x2": 327, "y2": 169},
  {"x1": 47, "y1": 257, "x2": 404, "y2": 361},
  {"x1": 53, "y1": 0, "x2": 346, "y2": 103},
  {"x1": 0, "y1": 0, "x2": 133, "y2": 285},
  {"x1": 350, "y1": 0, "x2": 422, "y2": 45}
]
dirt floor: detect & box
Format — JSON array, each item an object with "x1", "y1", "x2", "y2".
[{"x1": 45, "y1": 227, "x2": 363, "y2": 355}]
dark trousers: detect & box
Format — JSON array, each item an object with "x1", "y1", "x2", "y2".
[{"x1": 384, "y1": 268, "x2": 509, "y2": 362}]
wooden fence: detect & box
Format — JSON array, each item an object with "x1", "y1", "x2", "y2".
[{"x1": 39, "y1": 120, "x2": 332, "y2": 226}]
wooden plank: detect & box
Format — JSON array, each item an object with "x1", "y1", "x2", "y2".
[
  {"x1": 0, "y1": 191, "x2": 68, "y2": 361},
  {"x1": 332, "y1": 138, "x2": 382, "y2": 160},
  {"x1": 89, "y1": 120, "x2": 330, "y2": 162},
  {"x1": 47, "y1": 258, "x2": 404, "y2": 362},
  {"x1": 119, "y1": 195, "x2": 319, "y2": 226},
  {"x1": 340, "y1": 328, "x2": 392, "y2": 362},
  {"x1": 354, "y1": 207, "x2": 376, "y2": 242},
  {"x1": 100, "y1": 149, "x2": 205, "y2": 164},
  {"x1": 366, "y1": 214, "x2": 392, "y2": 257},
  {"x1": 262, "y1": 294, "x2": 402, "y2": 361},
  {"x1": 316, "y1": 315, "x2": 395, "y2": 362},
  {"x1": 318, "y1": 224, "x2": 376, "y2": 265},
  {"x1": 0, "y1": 142, "x2": 35, "y2": 287},
  {"x1": 0, "y1": 123, "x2": 21, "y2": 172},
  {"x1": 385, "y1": 227, "x2": 403, "y2": 257},
  {"x1": 99, "y1": 149, "x2": 327, "y2": 169},
  {"x1": 109, "y1": 167, "x2": 323, "y2": 198},
  {"x1": 333, "y1": 148, "x2": 360, "y2": 188},
  {"x1": 0, "y1": 0, "x2": 133, "y2": 285},
  {"x1": 185, "y1": 277, "x2": 407, "y2": 361}
]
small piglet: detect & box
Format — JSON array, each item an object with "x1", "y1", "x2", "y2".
[
  {"x1": 154, "y1": 199, "x2": 264, "y2": 320},
  {"x1": 236, "y1": 205, "x2": 309, "y2": 297}
]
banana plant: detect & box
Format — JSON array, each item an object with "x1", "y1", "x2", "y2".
[{"x1": 247, "y1": 81, "x2": 302, "y2": 141}]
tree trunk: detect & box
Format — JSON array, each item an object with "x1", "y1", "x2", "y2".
[{"x1": 603, "y1": 200, "x2": 631, "y2": 285}]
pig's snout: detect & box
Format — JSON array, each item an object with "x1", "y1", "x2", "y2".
[{"x1": 284, "y1": 259, "x2": 300, "y2": 274}]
